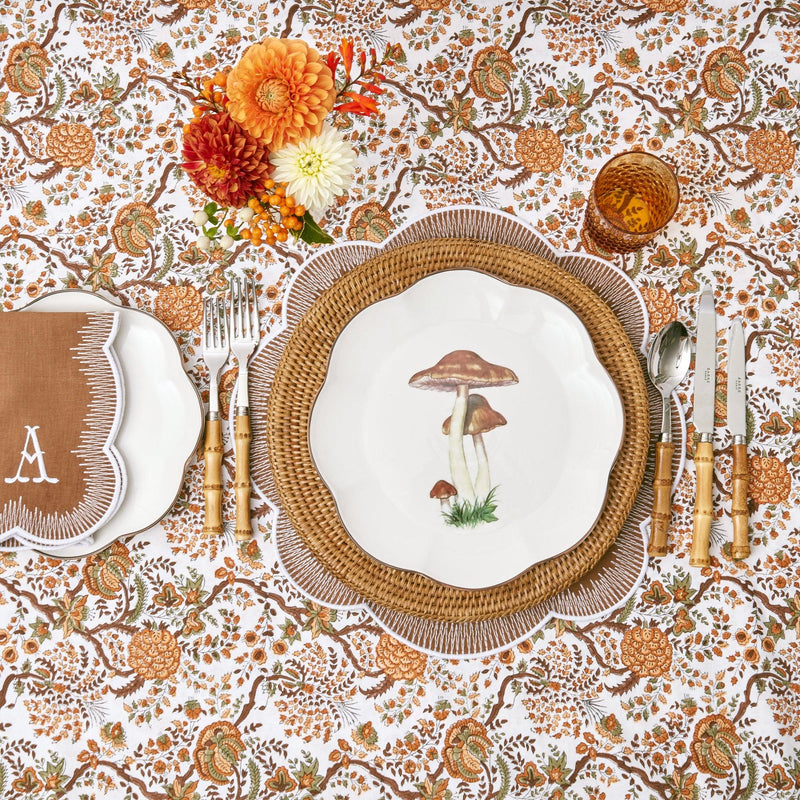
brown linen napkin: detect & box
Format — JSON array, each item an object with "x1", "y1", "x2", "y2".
[{"x1": 0, "y1": 311, "x2": 125, "y2": 549}]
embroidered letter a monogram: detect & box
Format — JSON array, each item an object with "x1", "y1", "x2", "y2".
[{"x1": 5, "y1": 425, "x2": 59, "y2": 484}]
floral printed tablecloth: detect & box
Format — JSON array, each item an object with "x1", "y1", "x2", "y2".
[{"x1": 1, "y1": 1, "x2": 800, "y2": 799}]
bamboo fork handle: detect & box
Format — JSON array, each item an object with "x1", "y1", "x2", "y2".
[
  {"x1": 202, "y1": 417, "x2": 224, "y2": 537},
  {"x1": 233, "y1": 412, "x2": 252, "y2": 541},
  {"x1": 648, "y1": 440, "x2": 675, "y2": 557},
  {"x1": 731, "y1": 442, "x2": 750, "y2": 559},
  {"x1": 690, "y1": 440, "x2": 714, "y2": 566}
]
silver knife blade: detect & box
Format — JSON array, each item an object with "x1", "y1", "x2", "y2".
[
  {"x1": 693, "y1": 285, "x2": 716, "y2": 437},
  {"x1": 727, "y1": 318, "x2": 746, "y2": 438}
]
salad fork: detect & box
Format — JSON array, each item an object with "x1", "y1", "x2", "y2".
[
  {"x1": 229, "y1": 276, "x2": 259, "y2": 541},
  {"x1": 202, "y1": 295, "x2": 228, "y2": 537}
]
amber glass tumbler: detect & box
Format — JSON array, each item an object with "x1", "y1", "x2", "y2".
[{"x1": 584, "y1": 151, "x2": 679, "y2": 253}]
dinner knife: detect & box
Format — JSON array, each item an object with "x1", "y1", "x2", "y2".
[
  {"x1": 728, "y1": 318, "x2": 749, "y2": 559},
  {"x1": 690, "y1": 285, "x2": 716, "y2": 566}
]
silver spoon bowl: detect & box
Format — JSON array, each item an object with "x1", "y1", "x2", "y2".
[
  {"x1": 647, "y1": 321, "x2": 691, "y2": 441},
  {"x1": 646, "y1": 320, "x2": 691, "y2": 558}
]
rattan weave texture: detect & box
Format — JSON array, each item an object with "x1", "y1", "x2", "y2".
[{"x1": 265, "y1": 237, "x2": 649, "y2": 623}]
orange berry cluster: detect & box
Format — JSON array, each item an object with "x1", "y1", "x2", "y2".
[
  {"x1": 240, "y1": 180, "x2": 306, "y2": 247},
  {"x1": 186, "y1": 71, "x2": 229, "y2": 127}
]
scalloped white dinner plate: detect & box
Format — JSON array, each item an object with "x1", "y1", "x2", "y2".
[
  {"x1": 22, "y1": 291, "x2": 203, "y2": 557},
  {"x1": 309, "y1": 269, "x2": 624, "y2": 589}
]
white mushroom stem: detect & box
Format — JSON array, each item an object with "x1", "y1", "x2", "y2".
[
  {"x1": 473, "y1": 433, "x2": 491, "y2": 500},
  {"x1": 440, "y1": 498, "x2": 452, "y2": 513},
  {"x1": 449, "y1": 384, "x2": 475, "y2": 503}
]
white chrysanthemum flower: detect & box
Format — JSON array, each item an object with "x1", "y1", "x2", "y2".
[{"x1": 269, "y1": 124, "x2": 357, "y2": 218}]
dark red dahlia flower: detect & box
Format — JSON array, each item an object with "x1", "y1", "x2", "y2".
[{"x1": 182, "y1": 111, "x2": 272, "y2": 208}]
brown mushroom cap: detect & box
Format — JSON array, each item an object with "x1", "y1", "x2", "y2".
[
  {"x1": 442, "y1": 394, "x2": 507, "y2": 435},
  {"x1": 409, "y1": 350, "x2": 519, "y2": 391},
  {"x1": 430, "y1": 479, "x2": 457, "y2": 500}
]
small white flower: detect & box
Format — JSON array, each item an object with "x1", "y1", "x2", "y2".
[
  {"x1": 238, "y1": 207, "x2": 255, "y2": 223},
  {"x1": 196, "y1": 235, "x2": 211, "y2": 251},
  {"x1": 269, "y1": 124, "x2": 357, "y2": 218},
  {"x1": 193, "y1": 210, "x2": 209, "y2": 226},
  {"x1": 220, "y1": 234, "x2": 234, "y2": 250}
]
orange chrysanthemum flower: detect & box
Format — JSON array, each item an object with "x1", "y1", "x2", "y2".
[
  {"x1": 226, "y1": 38, "x2": 336, "y2": 149},
  {"x1": 182, "y1": 112, "x2": 273, "y2": 208}
]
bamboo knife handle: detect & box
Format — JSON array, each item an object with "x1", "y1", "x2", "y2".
[
  {"x1": 202, "y1": 417, "x2": 224, "y2": 537},
  {"x1": 648, "y1": 440, "x2": 674, "y2": 558},
  {"x1": 731, "y1": 442, "x2": 750, "y2": 559},
  {"x1": 690, "y1": 440, "x2": 714, "y2": 566},
  {"x1": 233, "y1": 413, "x2": 252, "y2": 541}
]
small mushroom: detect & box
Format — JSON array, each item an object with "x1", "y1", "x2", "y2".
[
  {"x1": 443, "y1": 394, "x2": 507, "y2": 500},
  {"x1": 410, "y1": 351, "x2": 518, "y2": 503},
  {"x1": 430, "y1": 479, "x2": 457, "y2": 513}
]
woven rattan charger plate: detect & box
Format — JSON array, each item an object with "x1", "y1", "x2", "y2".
[{"x1": 255, "y1": 213, "x2": 651, "y2": 631}]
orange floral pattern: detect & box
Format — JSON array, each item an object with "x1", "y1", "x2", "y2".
[
  {"x1": 346, "y1": 201, "x2": 396, "y2": 242},
  {"x1": 514, "y1": 128, "x2": 564, "y2": 172},
  {"x1": 642, "y1": 285, "x2": 679, "y2": 331},
  {"x1": 620, "y1": 626, "x2": 673, "y2": 677},
  {"x1": 1, "y1": 4, "x2": 800, "y2": 800},
  {"x1": 701, "y1": 47, "x2": 749, "y2": 102},
  {"x1": 193, "y1": 721, "x2": 246, "y2": 784},
  {"x1": 111, "y1": 202, "x2": 160, "y2": 257},
  {"x1": 375, "y1": 634, "x2": 427, "y2": 681},
  {"x1": 469, "y1": 46, "x2": 516, "y2": 101},
  {"x1": 4, "y1": 41, "x2": 51, "y2": 96},
  {"x1": 128, "y1": 628, "x2": 181, "y2": 680},
  {"x1": 690, "y1": 715, "x2": 742, "y2": 776},
  {"x1": 82, "y1": 541, "x2": 133, "y2": 597},
  {"x1": 746, "y1": 128, "x2": 796, "y2": 175},
  {"x1": 749, "y1": 455, "x2": 792, "y2": 504},
  {"x1": 441, "y1": 718, "x2": 492, "y2": 782},
  {"x1": 154, "y1": 284, "x2": 204, "y2": 331},
  {"x1": 45, "y1": 122, "x2": 95, "y2": 168}
]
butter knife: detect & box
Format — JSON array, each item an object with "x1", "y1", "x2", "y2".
[
  {"x1": 728, "y1": 318, "x2": 749, "y2": 559},
  {"x1": 690, "y1": 286, "x2": 716, "y2": 566}
]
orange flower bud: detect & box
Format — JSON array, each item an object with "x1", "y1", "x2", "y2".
[{"x1": 341, "y1": 38, "x2": 354, "y2": 76}]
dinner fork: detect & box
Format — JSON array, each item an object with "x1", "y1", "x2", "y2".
[
  {"x1": 229, "y1": 276, "x2": 259, "y2": 541},
  {"x1": 202, "y1": 295, "x2": 228, "y2": 537}
]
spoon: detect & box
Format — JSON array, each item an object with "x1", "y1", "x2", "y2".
[{"x1": 646, "y1": 320, "x2": 691, "y2": 557}]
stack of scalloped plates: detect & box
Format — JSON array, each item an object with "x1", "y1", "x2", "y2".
[{"x1": 17, "y1": 291, "x2": 203, "y2": 558}]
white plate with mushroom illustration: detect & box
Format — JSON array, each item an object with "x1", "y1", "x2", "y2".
[{"x1": 309, "y1": 269, "x2": 625, "y2": 589}]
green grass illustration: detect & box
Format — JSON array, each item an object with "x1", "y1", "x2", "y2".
[{"x1": 443, "y1": 488, "x2": 499, "y2": 528}]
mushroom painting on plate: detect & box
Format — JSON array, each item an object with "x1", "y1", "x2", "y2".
[
  {"x1": 443, "y1": 394, "x2": 507, "y2": 500},
  {"x1": 429, "y1": 479, "x2": 456, "y2": 512},
  {"x1": 409, "y1": 350, "x2": 518, "y2": 528}
]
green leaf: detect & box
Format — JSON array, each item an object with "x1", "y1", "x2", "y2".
[
  {"x1": 742, "y1": 753, "x2": 757, "y2": 800},
  {"x1": 155, "y1": 236, "x2": 174, "y2": 281},
  {"x1": 743, "y1": 80, "x2": 762, "y2": 126},
  {"x1": 629, "y1": 248, "x2": 644, "y2": 280},
  {"x1": 496, "y1": 755, "x2": 510, "y2": 800},
  {"x1": 47, "y1": 74, "x2": 67, "y2": 118},
  {"x1": 246, "y1": 759, "x2": 260, "y2": 800},
  {"x1": 512, "y1": 82, "x2": 532, "y2": 124},
  {"x1": 299, "y1": 213, "x2": 334, "y2": 245},
  {"x1": 617, "y1": 595, "x2": 635, "y2": 623},
  {"x1": 745, "y1": 405, "x2": 756, "y2": 444},
  {"x1": 125, "y1": 575, "x2": 147, "y2": 624}
]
